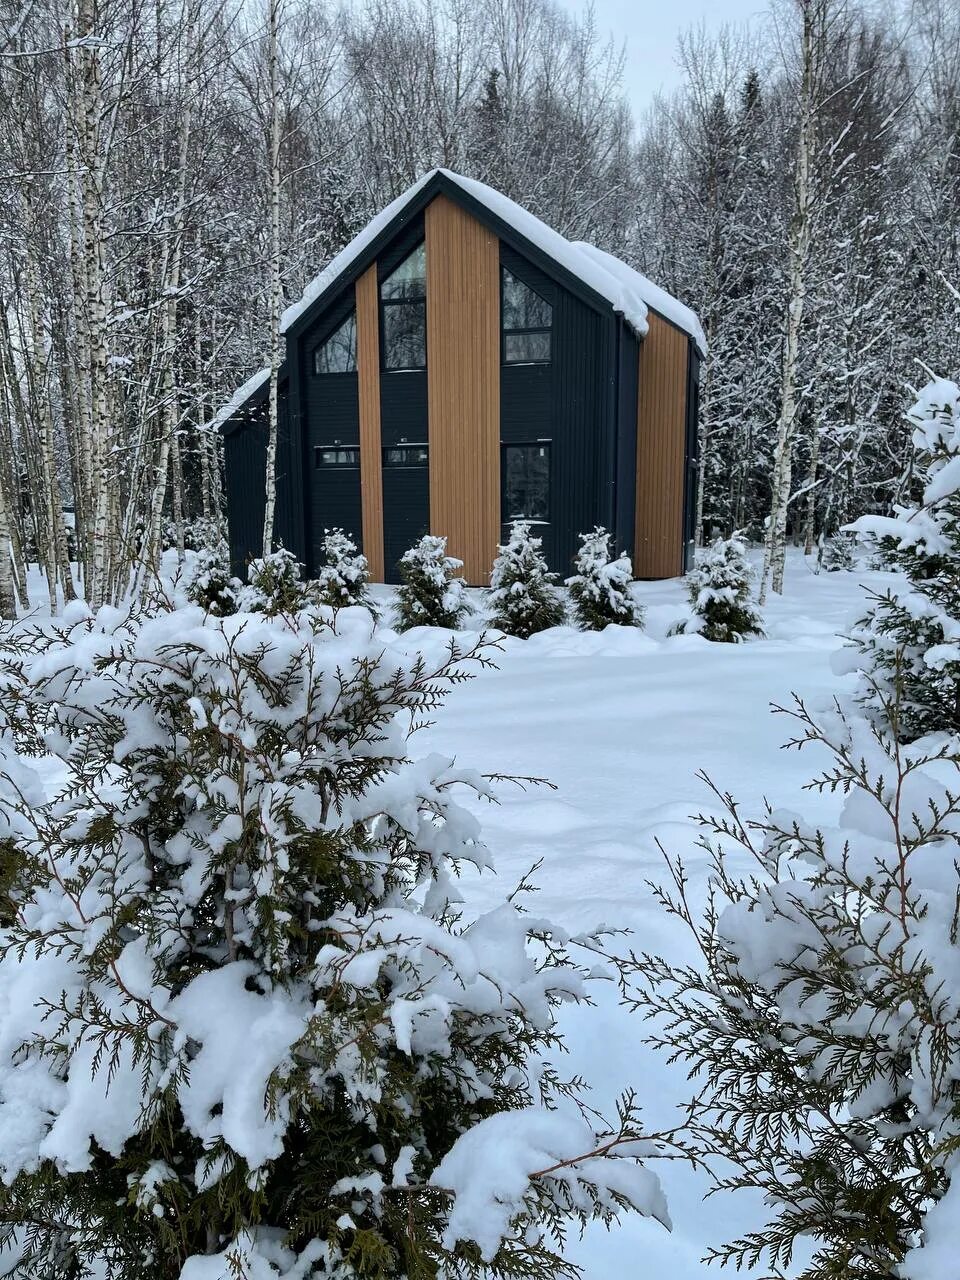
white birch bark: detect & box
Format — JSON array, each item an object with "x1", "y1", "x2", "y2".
[
  {"x1": 262, "y1": 0, "x2": 283, "y2": 558},
  {"x1": 759, "y1": 0, "x2": 824, "y2": 603}
]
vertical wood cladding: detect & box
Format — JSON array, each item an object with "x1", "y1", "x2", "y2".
[
  {"x1": 634, "y1": 311, "x2": 689, "y2": 578},
  {"x1": 425, "y1": 195, "x2": 500, "y2": 585},
  {"x1": 355, "y1": 265, "x2": 384, "y2": 581}
]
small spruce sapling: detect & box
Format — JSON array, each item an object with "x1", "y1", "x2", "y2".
[
  {"x1": 566, "y1": 528, "x2": 643, "y2": 630},
  {"x1": 394, "y1": 534, "x2": 470, "y2": 630},
  {"x1": 180, "y1": 533, "x2": 238, "y2": 617},
  {"x1": 683, "y1": 534, "x2": 763, "y2": 642},
  {"x1": 845, "y1": 377, "x2": 960, "y2": 740},
  {"x1": 235, "y1": 547, "x2": 310, "y2": 614},
  {"x1": 488, "y1": 520, "x2": 566, "y2": 639},
  {"x1": 314, "y1": 527, "x2": 372, "y2": 610}
]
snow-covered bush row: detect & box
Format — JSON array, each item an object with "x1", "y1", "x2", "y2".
[
  {"x1": 566, "y1": 528, "x2": 644, "y2": 631},
  {"x1": 0, "y1": 597, "x2": 664, "y2": 1279}
]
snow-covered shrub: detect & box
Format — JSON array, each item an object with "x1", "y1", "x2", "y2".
[
  {"x1": 0, "y1": 600, "x2": 665, "y2": 1279},
  {"x1": 235, "y1": 547, "x2": 310, "y2": 614},
  {"x1": 181, "y1": 543, "x2": 238, "y2": 616},
  {"x1": 681, "y1": 534, "x2": 763, "y2": 642},
  {"x1": 846, "y1": 377, "x2": 960, "y2": 740},
  {"x1": 631, "y1": 686, "x2": 960, "y2": 1279},
  {"x1": 161, "y1": 515, "x2": 225, "y2": 554},
  {"x1": 488, "y1": 521, "x2": 566, "y2": 639},
  {"x1": 394, "y1": 534, "x2": 469, "y2": 630},
  {"x1": 820, "y1": 530, "x2": 856, "y2": 572},
  {"x1": 314, "y1": 527, "x2": 371, "y2": 611},
  {"x1": 566, "y1": 528, "x2": 643, "y2": 630}
]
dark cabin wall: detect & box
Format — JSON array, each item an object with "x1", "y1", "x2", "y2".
[
  {"x1": 300, "y1": 290, "x2": 363, "y2": 562},
  {"x1": 614, "y1": 321, "x2": 640, "y2": 559},
  {"x1": 223, "y1": 382, "x2": 296, "y2": 576},
  {"x1": 499, "y1": 244, "x2": 614, "y2": 577}
]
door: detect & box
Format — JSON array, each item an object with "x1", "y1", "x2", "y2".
[{"x1": 381, "y1": 443, "x2": 429, "y2": 583}]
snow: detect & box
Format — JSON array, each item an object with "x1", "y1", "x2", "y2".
[
  {"x1": 210, "y1": 365, "x2": 269, "y2": 433},
  {"x1": 278, "y1": 168, "x2": 706, "y2": 354}
]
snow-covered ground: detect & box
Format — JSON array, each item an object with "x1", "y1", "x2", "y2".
[{"x1": 385, "y1": 551, "x2": 893, "y2": 1277}]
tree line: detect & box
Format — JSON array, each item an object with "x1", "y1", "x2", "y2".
[{"x1": 0, "y1": 0, "x2": 957, "y2": 614}]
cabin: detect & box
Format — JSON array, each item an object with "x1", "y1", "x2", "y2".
[{"x1": 216, "y1": 169, "x2": 706, "y2": 586}]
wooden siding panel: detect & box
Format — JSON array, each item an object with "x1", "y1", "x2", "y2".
[
  {"x1": 356, "y1": 265, "x2": 384, "y2": 581},
  {"x1": 634, "y1": 312, "x2": 688, "y2": 578},
  {"x1": 425, "y1": 195, "x2": 500, "y2": 585}
]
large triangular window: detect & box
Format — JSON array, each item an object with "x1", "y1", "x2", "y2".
[
  {"x1": 314, "y1": 313, "x2": 357, "y2": 374},
  {"x1": 501, "y1": 268, "x2": 552, "y2": 364}
]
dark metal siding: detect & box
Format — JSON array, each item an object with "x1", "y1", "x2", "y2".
[
  {"x1": 223, "y1": 385, "x2": 296, "y2": 575},
  {"x1": 615, "y1": 321, "x2": 640, "y2": 559},
  {"x1": 302, "y1": 295, "x2": 363, "y2": 557},
  {"x1": 499, "y1": 244, "x2": 614, "y2": 576}
]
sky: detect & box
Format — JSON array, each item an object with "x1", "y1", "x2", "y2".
[{"x1": 561, "y1": 0, "x2": 769, "y2": 118}]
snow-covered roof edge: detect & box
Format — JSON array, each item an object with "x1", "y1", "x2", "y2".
[
  {"x1": 211, "y1": 366, "x2": 269, "y2": 433},
  {"x1": 280, "y1": 168, "x2": 706, "y2": 356}
]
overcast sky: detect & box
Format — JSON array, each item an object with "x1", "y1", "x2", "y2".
[{"x1": 561, "y1": 0, "x2": 769, "y2": 118}]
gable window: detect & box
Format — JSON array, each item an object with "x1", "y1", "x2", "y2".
[
  {"x1": 501, "y1": 268, "x2": 552, "y2": 365},
  {"x1": 503, "y1": 442, "x2": 550, "y2": 522},
  {"x1": 314, "y1": 313, "x2": 357, "y2": 374},
  {"x1": 380, "y1": 243, "x2": 426, "y2": 371}
]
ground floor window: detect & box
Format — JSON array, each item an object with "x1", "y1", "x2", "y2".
[
  {"x1": 315, "y1": 446, "x2": 359, "y2": 467},
  {"x1": 502, "y1": 442, "x2": 550, "y2": 522},
  {"x1": 383, "y1": 444, "x2": 429, "y2": 467}
]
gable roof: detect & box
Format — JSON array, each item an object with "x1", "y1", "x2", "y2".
[{"x1": 280, "y1": 168, "x2": 706, "y2": 355}]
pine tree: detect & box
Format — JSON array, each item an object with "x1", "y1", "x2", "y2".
[
  {"x1": 488, "y1": 522, "x2": 567, "y2": 639},
  {"x1": 394, "y1": 534, "x2": 470, "y2": 631},
  {"x1": 846, "y1": 377, "x2": 960, "y2": 739},
  {"x1": 314, "y1": 528, "x2": 372, "y2": 611},
  {"x1": 566, "y1": 528, "x2": 643, "y2": 631},
  {"x1": 0, "y1": 598, "x2": 667, "y2": 1280},
  {"x1": 682, "y1": 535, "x2": 763, "y2": 642}
]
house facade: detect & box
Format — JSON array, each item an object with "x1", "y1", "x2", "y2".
[{"x1": 217, "y1": 169, "x2": 706, "y2": 585}]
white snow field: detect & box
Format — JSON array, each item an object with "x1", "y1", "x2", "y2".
[{"x1": 385, "y1": 552, "x2": 895, "y2": 1278}]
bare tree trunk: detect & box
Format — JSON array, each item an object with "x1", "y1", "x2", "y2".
[
  {"x1": 0, "y1": 479, "x2": 16, "y2": 620},
  {"x1": 760, "y1": 0, "x2": 824, "y2": 603},
  {"x1": 262, "y1": 0, "x2": 282, "y2": 558}
]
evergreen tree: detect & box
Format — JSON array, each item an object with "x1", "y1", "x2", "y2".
[
  {"x1": 314, "y1": 528, "x2": 372, "y2": 611},
  {"x1": 488, "y1": 522, "x2": 567, "y2": 639},
  {"x1": 566, "y1": 528, "x2": 643, "y2": 631},
  {"x1": 846, "y1": 377, "x2": 960, "y2": 739},
  {"x1": 236, "y1": 548, "x2": 311, "y2": 614},
  {"x1": 394, "y1": 535, "x2": 470, "y2": 631},
  {"x1": 181, "y1": 544, "x2": 239, "y2": 616},
  {"x1": 682, "y1": 535, "x2": 763, "y2": 642},
  {"x1": 629, "y1": 685, "x2": 960, "y2": 1279},
  {"x1": 0, "y1": 599, "x2": 666, "y2": 1280}
]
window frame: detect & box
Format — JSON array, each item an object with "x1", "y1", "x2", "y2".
[
  {"x1": 379, "y1": 242, "x2": 427, "y2": 373},
  {"x1": 314, "y1": 445, "x2": 360, "y2": 468},
  {"x1": 500, "y1": 267, "x2": 553, "y2": 367},
  {"x1": 382, "y1": 443, "x2": 429, "y2": 468},
  {"x1": 501, "y1": 440, "x2": 552, "y2": 525},
  {"x1": 312, "y1": 311, "x2": 357, "y2": 376}
]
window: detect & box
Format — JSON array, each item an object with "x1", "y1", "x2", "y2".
[
  {"x1": 503, "y1": 443, "x2": 550, "y2": 522},
  {"x1": 501, "y1": 268, "x2": 552, "y2": 365},
  {"x1": 315, "y1": 446, "x2": 359, "y2": 467},
  {"x1": 314, "y1": 313, "x2": 356, "y2": 374},
  {"x1": 383, "y1": 445, "x2": 429, "y2": 467},
  {"x1": 380, "y1": 244, "x2": 426, "y2": 370}
]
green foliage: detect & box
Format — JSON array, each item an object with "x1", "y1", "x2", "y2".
[
  {"x1": 182, "y1": 544, "x2": 238, "y2": 616},
  {"x1": 488, "y1": 522, "x2": 566, "y2": 640},
  {"x1": 394, "y1": 535, "x2": 470, "y2": 630},
  {"x1": 314, "y1": 528, "x2": 373, "y2": 611},
  {"x1": 566, "y1": 529, "x2": 643, "y2": 631},
  {"x1": 239, "y1": 547, "x2": 311, "y2": 614},
  {"x1": 682, "y1": 534, "x2": 763, "y2": 642}
]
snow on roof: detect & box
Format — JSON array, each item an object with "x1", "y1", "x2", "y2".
[
  {"x1": 211, "y1": 365, "x2": 269, "y2": 432},
  {"x1": 280, "y1": 168, "x2": 707, "y2": 355}
]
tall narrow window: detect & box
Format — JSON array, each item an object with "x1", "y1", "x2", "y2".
[
  {"x1": 503, "y1": 443, "x2": 551, "y2": 522},
  {"x1": 501, "y1": 268, "x2": 552, "y2": 365},
  {"x1": 380, "y1": 243, "x2": 426, "y2": 371},
  {"x1": 314, "y1": 313, "x2": 356, "y2": 374}
]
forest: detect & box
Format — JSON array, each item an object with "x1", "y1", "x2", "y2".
[{"x1": 1, "y1": 0, "x2": 958, "y2": 611}]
